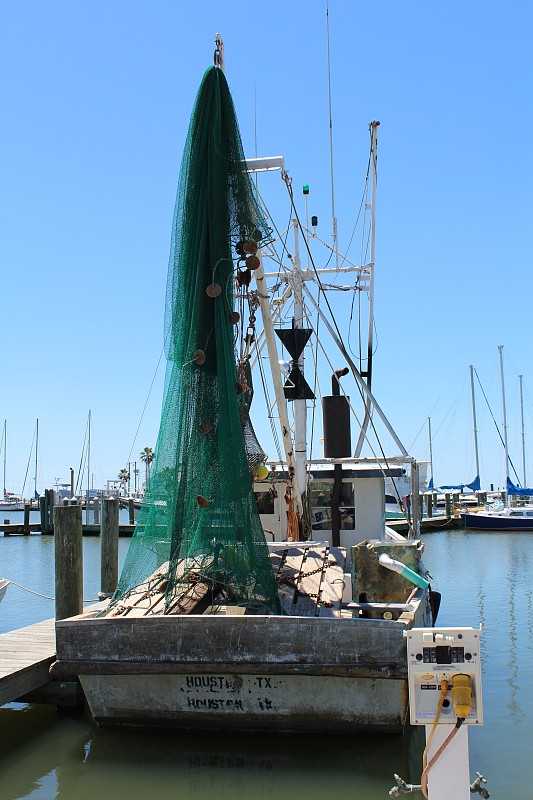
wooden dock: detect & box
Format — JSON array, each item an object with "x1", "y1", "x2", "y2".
[
  {"x1": 387, "y1": 514, "x2": 462, "y2": 534},
  {"x1": 0, "y1": 618, "x2": 56, "y2": 705},
  {"x1": 0, "y1": 523, "x2": 135, "y2": 537}
]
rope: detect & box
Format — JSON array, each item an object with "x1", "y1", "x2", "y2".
[{"x1": 1, "y1": 579, "x2": 97, "y2": 603}]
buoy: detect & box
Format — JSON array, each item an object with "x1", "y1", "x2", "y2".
[
  {"x1": 229, "y1": 311, "x2": 240, "y2": 325},
  {"x1": 194, "y1": 349, "x2": 206, "y2": 365},
  {"x1": 253, "y1": 464, "x2": 269, "y2": 480},
  {"x1": 206, "y1": 283, "x2": 221, "y2": 297},
  {"x1": 246, "y1": 255, "x2": 260, "y2": 270},
  {"x1": 199, "y1": 421, "x2": 212, "y2": 435},
  {"x1": 243, "y1": 239, "x2": 258, "y2": 254},
  {"x1": 196, "y1": 495, "x2": 209, "y2": 508}
]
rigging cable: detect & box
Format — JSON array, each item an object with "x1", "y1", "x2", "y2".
[
  {"x1": 474, "y1": 367, "x2": 521, "y2": 484},
  {"x1": 20, "y1": 421, "x2": 37, "y2": 499},
  {"x1": 283, "y1": 175, "x2": 406, "y2": 491}
]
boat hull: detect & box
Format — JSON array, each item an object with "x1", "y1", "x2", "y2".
[
  {"x1": 55, "y1": 607, "x2": 429, "y2": 733},
  {"x1": 462, "y1": 512, "x2": 533, "y2": 531},
  {"x1": 79, "y1": 671, "x2": 408, "y2": 732}
]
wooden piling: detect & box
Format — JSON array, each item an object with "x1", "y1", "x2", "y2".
[
  {"x1": 100, "y1": 497, "x2": 119, "y2": 598},
  {"x1": 41, "y1": 489, "x2": 55, "y2": 534},
  {"x1": 54, "y1": 504, "x2": 83, "y2": 620},
  {"x1": 444, "y1": 493, "x2": 451, "y2": 517},
  {"x1": 128, "y1": 497, "x2": 135, "y2": 525},
  {"x1": 425, "y1": 494, "x2": 433, "y2": 518},
  {"x1": 23, "y1": 504, "x2": 31, "y2": 535}
]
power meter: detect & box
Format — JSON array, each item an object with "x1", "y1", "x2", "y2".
[{"x1": 405, "y1": 626, "x2": 483, "y2": 726}]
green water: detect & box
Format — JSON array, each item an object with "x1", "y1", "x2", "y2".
[{"x1": 0, "y1": 529, "x2": 530, "y2": 798}]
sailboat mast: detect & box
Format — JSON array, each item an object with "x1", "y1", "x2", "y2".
[
  {"x1": 428, "y1": 417, "x2": 434, "y2": 488},
  {"x1": 87, "y1": 409, "x2": 91, "y2": 522},
  {"x1": 519, "y1": 374, "x2": 526, "y2": 487},
  {"x1": 34, "y1": 419, "x2": 39, "y2": 498},
  {"x1": 469, "y1": 365, "x2": 480, "y2": 485},
  {"x1": 2, "y1": 420, "x2": 6, "y2": 497},
  {"x1": 498, "y1": 345, "x2": 509, "y2": 488}
]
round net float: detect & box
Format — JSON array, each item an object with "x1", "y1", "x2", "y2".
[
  {"x1": 229, "y1": 311, "x2": 240, "y2": 325},
  {"x1": 196, "y1": 495, "x2": 209, "y2": 508},
  {"x1": 199, "y1": 420, "x2": 212, "y2": 435},
  {"x1": 252, "y1": 229, "x2": 263, "y2": 241},
  {"x1": 253, "y1": 464, "x2": 269, "y2": 480},
  {"x1": 235, "y1": 240, "x2": 245, "y2": 256},
  {"x1": 246, "y1": 255, "x2": 260, "y2": 270},
  {"x1": 236, "y1": 382, "x2": 245, "y2": 394},
  {"x1": 243, "y1": 239, "x2": 258, "y2": 254},
  {"x1": 194, "y1": 349, "x2": 206, "y2": 365},
  {"x1": 206, "y1": 282, "x2": 221, "y2": 297}
]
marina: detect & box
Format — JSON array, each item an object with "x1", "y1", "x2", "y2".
[
  {"x1": 1, "y1": 1, "x2": 532, "y2": 798},
  {"x1": 1, "y1": 528, "x2": 532, "y2": 798}
]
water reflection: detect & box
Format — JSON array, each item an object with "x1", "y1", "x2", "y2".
[{"x1": 0, "y1": 704, "x2": 425, "y2": 800}]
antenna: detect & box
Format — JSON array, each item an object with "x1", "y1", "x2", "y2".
[
  {"x1": 325, "y1": 1, "x2": 339, "y2": 269},
  {"x1": 214, "y1": 33, "x2": 225, "y2": 74}
]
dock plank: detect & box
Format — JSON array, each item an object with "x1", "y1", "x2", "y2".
[{"x1": 0, "y1": 618, "x2": 56, "y2": 706}]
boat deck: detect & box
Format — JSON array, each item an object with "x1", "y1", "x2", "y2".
[{"x1": 107, "y1": 545, "x2": 346, "y2": 618}]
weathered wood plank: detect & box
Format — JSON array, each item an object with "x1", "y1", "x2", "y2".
[
  {"x1": 0, "y1": 618, "x2": 56, "y2": 706},
  {"x1": 55, "y1": 614, "x2": 407, "y2": 672},
  {"x1": 292, "y1": 547, "x2": 326, "y2": 617},
  {"x1": 319, "y1": 547, "x2": 346, "y2": 617}
]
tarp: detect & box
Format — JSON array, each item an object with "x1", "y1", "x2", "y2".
[{"x1": 506, "y1": 478, "x2": 533, "y2": 496}]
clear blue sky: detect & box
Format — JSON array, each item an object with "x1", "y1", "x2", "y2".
[{"x1": 1, "y1": 0, "x2": 532, "y2": 495}]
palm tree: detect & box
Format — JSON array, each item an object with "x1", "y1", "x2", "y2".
[
  {"x1": 118, "y1": 468, "x2": 130, "y2": 496},
  {"x1": 140, "y1": 447, "x2": 154, "y2": 488}
]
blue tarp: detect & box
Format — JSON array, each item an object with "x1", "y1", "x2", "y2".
[
  {"x1": 436, "y1": 475, "x2": 480, "y2": 492},
  {"x1": 506, "y1": 478, "x2": 533, "y2": 496}
]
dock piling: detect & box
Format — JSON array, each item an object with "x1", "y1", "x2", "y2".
[
  {"x1": 54, "y1": 504, "x2": 83, "y2": 620},
  {"x1": 100, "y1": 497, "x2": 119, "y2": 598},
  {"x1": 23, "y1": 503, "x2": 31, "y2": 535},
  {"x1": 128, "y1": 497, "x2": 135, "y2": 525}
]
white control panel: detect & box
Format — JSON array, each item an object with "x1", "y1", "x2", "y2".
[{"x1": 405, "y1": 626, "x2": 483, "y2": 726}]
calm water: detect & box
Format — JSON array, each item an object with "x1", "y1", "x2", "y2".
[{"x1": 1, "y1": 524, "x2": 531, "y2": 799}]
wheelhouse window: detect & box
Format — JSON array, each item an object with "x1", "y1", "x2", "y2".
[{"x1": 255, "y1": 490, "x2": 275, "y2": 515}]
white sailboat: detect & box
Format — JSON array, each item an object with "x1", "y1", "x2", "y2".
[
  {"x1": 0, "y1": 420, "x2": 24, "y2": 511},
  {"x1": 463, "y1": 347, "x2": 533, "y2": 530}
]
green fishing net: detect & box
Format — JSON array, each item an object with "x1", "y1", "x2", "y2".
[{"x1": 112, "y1": 66, "x2": 281, "y2": 614}]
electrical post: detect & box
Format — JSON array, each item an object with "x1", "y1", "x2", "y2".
[{"x1": 391, "y1": 626, "x2": 486, "y2": 800}]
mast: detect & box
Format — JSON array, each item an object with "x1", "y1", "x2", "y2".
[
  {"x1": 325, "y1": 1, "x2": 339, "y2": 270},
  {"x1": 498, "y1": 345, "x2": 509, "y2": 489},
  {"x1": 87, "y1": 409, "x2": 91, "y2": 523},
  {"x1": 469, "y1": 365, "x2": 480, "y2": 485},
  {"x1": 292, "y1": 219, "x2": 308, "y2": 503},
  {"x1": 519, "y1": 374, "x2": 526, "y2": 488},
  {"x1": 254, "y1": 253, "x2": 304, "y2": 521},
  {"x1": 2, "y1": 420, "x2": 6, "y2": 497},
  {"x1": 354, "y1": 121, "x2": 379, "y2": 456},
  {"x1": 428, "y1": 417, "x2": 434, "y2": 488},
  {"x1": 34, "y1": 418, "x2": 39, "y2": 499}
]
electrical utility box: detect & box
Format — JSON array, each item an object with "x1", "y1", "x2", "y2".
[{"x1": 405, "y1": 627, "x2": 483, "y2": 726}]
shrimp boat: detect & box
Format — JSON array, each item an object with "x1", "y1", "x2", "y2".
[{"x1": 53, "y1": 42, "x2": 436, "y2": 733}]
